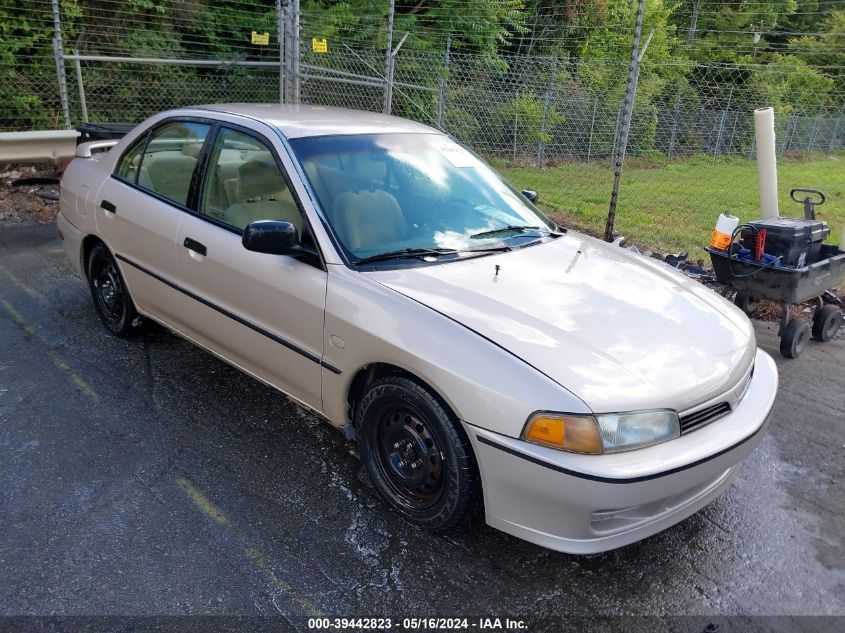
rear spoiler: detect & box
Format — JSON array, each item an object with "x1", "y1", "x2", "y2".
[{"x1": 75, "y1": 139, "x2": 119, "y2": 158}]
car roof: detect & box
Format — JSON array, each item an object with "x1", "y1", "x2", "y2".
[{"x1": 192, "y1": 103, "x2": 439, "y2": 139}]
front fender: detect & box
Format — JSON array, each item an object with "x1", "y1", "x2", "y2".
[{"x1": 321, "y1": 264, "x2": 589, "y2": 437}]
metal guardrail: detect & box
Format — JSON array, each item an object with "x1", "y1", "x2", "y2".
[{"x1": 0, "y1": 130, "x2": 81, "y2": 165}]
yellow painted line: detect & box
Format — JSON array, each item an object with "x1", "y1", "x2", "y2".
[
  {"x1": 175, "y1": 477, "x2": 231, "y2": 528},
  {"x1": 244, "y1": 547, "x2": 324, "y2": 617},
  {"x1": 175, "y1": 476, "x2": 323, "y2": 617},
  {"x1": 45, "y1": 350, "x2": 98, "y2": 402},
  {"x1": 0, "y1": 263, "x2": 41, "y2": 300},
  {"x1": 1, "y1": 298, "x2": 99, "y2": 402},
  {"x1": 0, "y1": 299, "x2": 37, "y2": 336},
  {"x1": 69, "y1": 369, "x2": 99, "y2": 401}
]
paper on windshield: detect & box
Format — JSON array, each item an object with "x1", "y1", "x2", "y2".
[{"x1": 435, "y1": 141, "x2": 480, "y2": 168}]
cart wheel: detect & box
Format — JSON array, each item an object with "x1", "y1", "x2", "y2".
[
  {"x1": 780, "y1": 319, "x2": 811, "y2": 358},
  {"x1": 734, "y1": 291, "x2": 759, "y2": 316},
  {"x1": 812, "y1": 305, "x2": 843, "y2": 342}
]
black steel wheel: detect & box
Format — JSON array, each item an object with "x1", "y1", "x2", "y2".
[
  {"x1": 86, "y1": 242, "x2": 140, "y2": 337},
  {"x1": 356, "y1": 375, "x2": 481, "y2": 531},
  {"x1": 812, "y1": 305, "x2": 843, "y2": 342},
  {"x1": 734, "y1": 291, "x2": 759, "y2": 316},
  {"x1": 780, "y1": 318, "x2": 811, "y2": 359}
]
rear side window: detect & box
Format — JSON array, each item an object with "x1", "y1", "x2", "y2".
[
  {"x1": 131, "y1": 121, "x2": 211, "y2": 207},
  {"x1": 115, "y1": 133, "x2": 148, "y2": 184}
]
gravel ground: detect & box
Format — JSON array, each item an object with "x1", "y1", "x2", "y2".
[{"x1": 0, "y1": 167, "x2": 60, "y2": 226}]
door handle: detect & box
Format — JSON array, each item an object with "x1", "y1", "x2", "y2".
[
  {"x1": 100, "y1": 200, "x2": 116, "y2": 214},
  {"x1": 183, "y1": 237, "x2": 207, "y2": 256}
]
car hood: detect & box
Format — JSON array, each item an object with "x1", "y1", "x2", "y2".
[{"x1": 364, "y1": 233, "x2": 756, "y2": 413}]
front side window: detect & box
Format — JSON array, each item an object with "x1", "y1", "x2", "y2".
[
  {"x1": 289, "y1": 133, "x2": 555, "y2": 262},
  {"x1": 134, "y1": 121, "x2": 211, "y2": 207},
  {"x1": 200, "y1": 127, "x2": 304, "y2": 236}
]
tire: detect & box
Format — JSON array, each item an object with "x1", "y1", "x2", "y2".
[
  {"x1": 780, "y1": 318, "x2": 811, "y2": 359},
  {"x1": 356, "y1": 375, "x2": 481, "y2": 532},
  {"x1": 734, "y1": 291, "x2": 759, "y2": 316},
  {"x1": 86, "y1": 242, "x2": 140, "y2": 337},
  {"x1": 812, "y1": 305, "x2": 843, "y2": 342}
]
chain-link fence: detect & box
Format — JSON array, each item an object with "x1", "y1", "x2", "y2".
[{"x1": 3, "y1": 0, "x2": 843, "y2": 258}]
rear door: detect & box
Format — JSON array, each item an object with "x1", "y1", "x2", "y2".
[
  {"x1": 96, "y1": 120, "x2": 212, "y2": 326},
  {"x1": 174, "y1": 124, "x2": 328, "y2": 411}
]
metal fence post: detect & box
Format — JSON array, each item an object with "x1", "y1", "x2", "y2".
[
  {"x1": 587, "y1": 94, "x2": 598, "y2": 164},
  {"x1": 726, "y1": 110, "x2": 738, "y2": 155},
  {"x1": 537, "y1": 58, "x2": 557, "y2": 167},
  {"x1": 604, "y1": 1, "x2": 649, "y2": 243},
  {"x1": 383, "y1": 0, "x2": 395, "y2": 114},
  {"x1": 51, "y1": 0, "x2": 71, "y2": 129},
  {"x1": 283, "y1": 0, "x2": 293, "y2": 103},
  {"x1": 437, "y1": 35, "x2": 450, "y2": 130},
  {"x1": 712, "y1": 85, "x2": 733, "y2": 163},
  {"x1": 667, "y1": 86, "x2": 681, "y2": 159},
  {"x1": 276, "y1": 0, "x2": 285, "y2": 103},
  {"x1": 73, "y1": 49, "x2": 88, "y2": 123},
  {"x1": 829, "y1": 111, "x2": 843, "y2": 156},
  {"x1": 512, "y1": 88, "x2": 520, "y2": 161},
  {"x1": 807, "y1": 111, "x2": 822, "y2": 154},
  {"x1": 780, "y1": 115, "x2": 796, "y2": 158},
  {"x1": 291, "y1": 0, "x2": 301, "y2": 104}
]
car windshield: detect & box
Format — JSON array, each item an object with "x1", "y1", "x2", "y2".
[{"x1": 288, "y1": 133, "x2": 556, "y2": 263}]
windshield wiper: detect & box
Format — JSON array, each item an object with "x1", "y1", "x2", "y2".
[
  {"x1": 353, "y1": 247, "x2": 459, "y2": 266},
  {"x1": 470, "y1": 225, "x2": 545, "y2": 239},
  {"x1": 460, "y1": 244, "x2": 512, "y2": 254}
]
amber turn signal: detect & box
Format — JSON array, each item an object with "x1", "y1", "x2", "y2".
[{"x1": 523, "y1": 414, "x2": 603, "y2": 454}]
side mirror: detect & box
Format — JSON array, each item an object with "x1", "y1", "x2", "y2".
[
  {"x1": 521, "y1": 189, "x2": 538, "y2": 203},
  {"x1": 242, "y1": 220, "x2": 298, "y2": 255}
]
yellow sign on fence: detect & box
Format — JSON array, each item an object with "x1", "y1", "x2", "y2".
[
  {"x1": 312, "y1": 38, "x2": 328, "y2": 54},
  {"x1": 251, "y1": 31, "x2": 270, "y2": 46}
]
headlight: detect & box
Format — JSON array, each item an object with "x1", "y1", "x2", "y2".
[{"x1": 522, "y1": 410, "x2": 680, "y2": 454}]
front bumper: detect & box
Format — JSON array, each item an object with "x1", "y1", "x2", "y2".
[{"x1": 466, "y1": 348, "x2": 778, "y2": 554}]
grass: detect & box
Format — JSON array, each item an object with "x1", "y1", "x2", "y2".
[{"x1": 496, "y1": 153, "x2": 844, "y2": 263}]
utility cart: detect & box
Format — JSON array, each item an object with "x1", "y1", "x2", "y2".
[
  {"x1": 707, "y1": 188, "x2": 845, "y2": 358},
  {"x1": 707, "y1": 243, "x2": 845, "y2": 359}
]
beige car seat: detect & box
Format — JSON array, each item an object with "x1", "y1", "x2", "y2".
[
  {"x1": 144, "y1": 152, "x2": 198, "y2": 206},
  {"x1": 224, "y1": 160, "x2": 302, "y2": 235},
  {"x1": 332, "y1": 190, "x2": 406, "y2": 252}
]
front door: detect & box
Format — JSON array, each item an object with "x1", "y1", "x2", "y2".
[{"x1": 174, "y1": 125, "x2": 327, "y2": 411}]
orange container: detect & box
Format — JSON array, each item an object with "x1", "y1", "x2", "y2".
[{"x1": 710, "y1": 213, "x2": 739, "y2": 250}]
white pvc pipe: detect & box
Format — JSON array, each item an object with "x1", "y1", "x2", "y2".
[{"x1": 754, "y1": 107, "x2": 779, "y2": 219}]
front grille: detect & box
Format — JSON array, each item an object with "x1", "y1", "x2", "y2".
[{"x1": 680, "y1": 402, "x2": 731, "y2": 435}]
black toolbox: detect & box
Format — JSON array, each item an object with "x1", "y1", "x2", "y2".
[{"x1": 744, "y1": 217, "x2": 830, "y2": 267}]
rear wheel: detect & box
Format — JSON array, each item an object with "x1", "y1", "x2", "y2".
[
  {"x1": 780, "y1": 318, "x2": 811, "y2": 359},
  {"x1": 734, "y1": 291, "x2": 759, "y2": 316},
  {"x1": 812, "y1": 305, "x2": 843, "y2": 342},
  {"x1": 86, "y1": 243, "x2": 140, "y2": 337},
  {"x1": 356, "y1": 375, "x2": 481, "y2": 531}
]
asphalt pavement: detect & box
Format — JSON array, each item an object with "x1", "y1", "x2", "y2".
[{"x1": 0, "y1": 223, "x2": 843, "y2": 628}]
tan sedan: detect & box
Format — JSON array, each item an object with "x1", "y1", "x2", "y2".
[{"x1": 57, "y1": 104, "x2": 778, "y2": 553}]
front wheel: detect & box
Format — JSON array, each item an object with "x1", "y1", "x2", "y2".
[
  {"x1": 356, "y1": 375, "x2": 481, "y2": 531},
  {"x1": 86, "y1": 242, "x2": 140, "y2": 337},
  {"x1": 780, "y1": 318, "x2": 811, "y2": 359}
]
